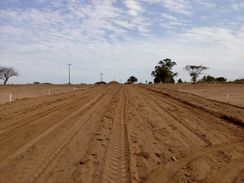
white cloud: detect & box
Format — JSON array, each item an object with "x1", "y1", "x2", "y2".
[
  {"x1": 124, "y1": 0, "x2": 144, "y2": 16},
  {"x1": 160, "y1": 13, "x2": 191, "y2": 30},
  {"x1": 180, "y1": 27, "x2": 244, "y2": 48},
  {"x1": 142, "y1": 0, "x2": 192, "y2": 15},
  {"x1": 162, "y1": 0, "x2": 192, "y2": 15},
  {"x1": 194, "y1": 0, "x2": 216, "y2": 8}
]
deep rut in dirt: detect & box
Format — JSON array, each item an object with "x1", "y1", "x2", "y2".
[{"x1": 101, "y1": 89, "x2": 131, "y2": 183}]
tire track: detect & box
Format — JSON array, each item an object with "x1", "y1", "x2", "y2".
[
  {"x1": 27, "y1": 86, "x2": 120, "y2": 183},
  {"x1": 101, "y1": 88, "x2": 131, "y2": 183},
  {"x1": 1, "y1": 85, "x2": 243, "y2": 183},
  {"x1": 36, "y1": 85, "x2": 121, "y2": 183}
]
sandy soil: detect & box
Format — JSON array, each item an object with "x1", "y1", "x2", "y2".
[
  {"x1": 0, "y1": 84, "x2": 88, "y2": 104},
  {"x1": 0, "y1": 84, "x2": 243, "y2": 183},
  {"x1": 155, "y1": 83, "x2": 244, "y2": 107}
]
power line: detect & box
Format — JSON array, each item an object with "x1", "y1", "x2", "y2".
[
  {"x1": 100, "y1": 73, "x2": 103, "y2": 82},
  {"x1": 67, "y1": 64, "x2": 72, "y2": 84}
]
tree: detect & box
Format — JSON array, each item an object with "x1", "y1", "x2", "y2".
[
  {"x1": 234, "y1": 79, "x2": 244, "y2": 84},
  {"x1": 200, "y1": 75, "x2": 227, "y2": 83},
  {"x1": 151, "y1": 58, "x2": 178, "y2": 83},
  {"x1": 215, "y1": 77, "x2": 227, "y2": 82},
  {"x1": 177, "y1": 78, "x2": 183, "y2": 83},
  {"x1": 185, "y1": 65, "x2": 208, "y2": 84},
  {"x1": 0, "y1": 66, "x2": 18, "y2": 85},
  {"x1": 127, "y1": 76, "x2": 138, "y2": 84},
  {"x1": 202, "y1": 75, "x2": 215, "y2": 82}
]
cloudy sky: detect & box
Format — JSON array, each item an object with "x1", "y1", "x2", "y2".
[{"x1": 0, "y1": 0, "x2": 244, "y2": 84}]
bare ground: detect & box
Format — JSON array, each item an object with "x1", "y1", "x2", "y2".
[
  {"x1": 0, "y1": 84, "x2": 88, "y2": 104},
  {"x1": 155, "y1": 83, "x2": 244, "y2": 108},
  {"x1": 0, "y1": 85, "x2": 243, "y2": 183}
]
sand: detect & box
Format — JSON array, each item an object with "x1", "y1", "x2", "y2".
[{"x1": 0, "y1": 84, "x2": 243, "y2": 183}]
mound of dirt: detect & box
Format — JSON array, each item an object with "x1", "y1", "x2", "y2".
[{"x1": 108, "y1": 81, "x2": 120, "y2": 85}]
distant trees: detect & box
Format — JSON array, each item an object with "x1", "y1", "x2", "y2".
[
  {"x1": 151, "y1": 58, "x2": 178, "y2": 83},
  {"x1": 201, "y1": 75, "x2": 215, "y2": 82},
  {"x1": 215, "y1": 77, "x2": 227, "y2": 82},
  {"x1": 0, "y1": 66, "x2": 18, "y2": 85},
  {"x1": 185, "y1": 65, "x2": 208, "y2": 84},
  {"x1": 233, "y1": 79, "x2": 244, "y2": 84},
  {"x1": 200, "y1": 75, "x2": 227, "y2": 83},
  {"x1": 95, "y1": 81, "x2": 107, "y2": 85},
  {"x1": 127, "y1": 76, "x2": 138, "y2": 84}
]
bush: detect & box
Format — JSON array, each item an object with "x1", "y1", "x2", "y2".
[
  {"x1": 215, "y1": 77, "x2": 227, "y2": 82},
  {"x1": 177, "y1": 78, "x2": 183, "y2": 83},
  {"x1": 233, "y1": 79, "x2": 244, "y2": 84},
  {"x1": 200, "y1": 75, "x2": 227, "y2": 83},
  {"x1": 95, "y1": 81, "x2": 107, "y2": 85}
]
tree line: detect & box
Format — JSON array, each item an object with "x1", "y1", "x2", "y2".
[
  {"x1": 150, "y1": 58, "x2": 228, "y2": 84},
  {"x1": 0, "y1": 59, "x2": 242, "y2": 84}
]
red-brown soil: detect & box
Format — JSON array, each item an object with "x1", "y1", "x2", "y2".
[
  {"x1": 0, "y1": 84, "x2": 243, "y2": 183},
  {"x1": 155, "y1": 83, "x2": 244, "y2": 107},
  {"x1": 0, "y1": 84, "x2": 88, "y2": 104}
]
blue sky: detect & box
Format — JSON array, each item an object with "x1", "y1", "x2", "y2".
[{"x1": 0, "y1": 0, "x2": 244, "y2": 84}]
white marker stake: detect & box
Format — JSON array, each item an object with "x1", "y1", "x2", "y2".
[
  {"x1": 226, "y1": 93, "x2": 229, "y2": 98},
  {"x1": 10, "y1": 92, "x2": 12, "y2": 102},
  {"x1": 48, "y1": 89, "x2": 51, "y2": 95}
]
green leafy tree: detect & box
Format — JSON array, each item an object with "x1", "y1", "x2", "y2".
[
  {"x1": 185, "y1": 65, "x2": 208, "y2": 84},
  {"x1": 0, "y1": 66, "x2": 18, "y2": 85},
  {"x1": 151, "y1": 58, "x2": 178, "y2": 83},
  {"x1": 127, "y1": 76, "x2": 138, "y2": 83}
]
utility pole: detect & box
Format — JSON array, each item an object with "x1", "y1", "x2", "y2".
[
  {"x1": 100, "y1": 73, "x2": 103, "y2": 82},
  {"x1": 67, "y1": 64, "x2": 72, "y2": 84}
]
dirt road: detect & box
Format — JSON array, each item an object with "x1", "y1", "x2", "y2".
[{"x1": 0, "y1": 85, "x2": 243, "y2": 183}]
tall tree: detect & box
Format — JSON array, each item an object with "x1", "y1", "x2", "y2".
[
  {"x1": 0, "y1": 66, "x2": 18, "y2": 85},
  {"x1": 185, "y1": 65, "x2": 208, "y2": 83},
  {"x1": 151, "y1": 58, "x2": 178, "y2": 83}
]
